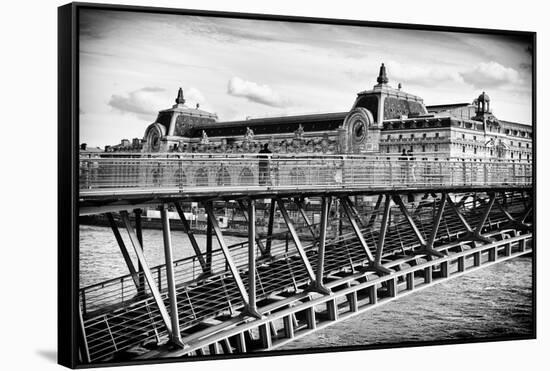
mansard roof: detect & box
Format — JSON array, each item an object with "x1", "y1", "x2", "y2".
[{"x1": 186, "y1": 112, "x2": 348, "y2": 138}]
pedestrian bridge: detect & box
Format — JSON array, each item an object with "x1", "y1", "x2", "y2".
[
  {"x1": 79, "y1": 154, "x2": 531, "y2": 215},
  {"x1": 77, "y1": 153, "x2": 533, "y2": 364}
]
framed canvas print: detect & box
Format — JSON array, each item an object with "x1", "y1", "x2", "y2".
[{"x1": 58, "y1": 2, "x2": 535, "y2": 368}]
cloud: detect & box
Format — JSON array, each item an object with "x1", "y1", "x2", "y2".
[
  {"x1": 183, "y1": 87, "x2": 206, "y2": 106},
  {"x1": 227, "y1": 77, "x2": 290, "y2": 108},
  {"x1": 345, "y1": 61, "x2": 464, "y2": 88},
  {"x1": 460, "y1": 61, "x2": 522, "y2": 89},
  {"x1": 108, "y1": 86, "x2": 207, "y2": 120},
  {"x1": 385, "y1": 61, "x2": 465, "y2": 87}
]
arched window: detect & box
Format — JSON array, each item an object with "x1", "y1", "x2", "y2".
[
  {"x1": 173, "y1": 169, "x2": 187, "y2": 187},
  {"x1": 194, "y1": 168, "x2": 209, "y2": 187},
  {"x1": 216, "y1": 167, "x2": 231, "y2": 186},
  {"x1": 289, "y1": 168, "x2": 306, "y2": 186},
  {"x1": 239, "y1": 168, "x2": 254, "y2": 186}
]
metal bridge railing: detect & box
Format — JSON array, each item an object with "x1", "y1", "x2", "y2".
[{"x1": 79, "y1": 154, "x2": 532, "y2": 196}]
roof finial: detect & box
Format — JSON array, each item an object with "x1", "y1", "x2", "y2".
[
  {"x1": 175, "y1": 87, "x2": 185, "y2": 105},
  {"x1": 377, "y1": 63, "x2": 389, "y2": 85}
]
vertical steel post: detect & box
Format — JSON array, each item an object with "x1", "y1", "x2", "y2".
[
  {"x1": 266, "y1": 199, "x2": 276, "y2": 255},
  {"x1": 206, "y1": 204, "x2": 213, "y2": 274},
  {"x1": 259, "y1": 323, "x2": 272, "y2": 349},
  {"x1": 160, "y1": 204, "x2": 184, "y2": 346},
  {"x1": 283, "y1": 315, "x2": 295, "y2": 339},
  {"x1": 120, "y1": 211, "x2": 173, "y2": 335},
  {"x1": 173, "y1": 203, "x2": 208, "y2": 273},
  {"x1": 248, "y1": 200, "x2": 258, "y2": 314},
  {"x1": 134, "y1": 208, "x2": 145, "y2": 295}
]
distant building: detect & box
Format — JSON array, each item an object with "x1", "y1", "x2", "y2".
[
  {"x1": 104, "y1": 138, "x2": 143, "y2": 153},
  {"x1": 108, "y1": 64, "x2": 532, "y2": 161}
]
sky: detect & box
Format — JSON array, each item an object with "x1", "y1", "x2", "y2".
[{"x1": 79, "y1": 9, "x2": 533, "y2": 148}]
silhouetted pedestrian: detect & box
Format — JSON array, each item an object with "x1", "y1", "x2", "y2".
[{"x1": 258, "y1": 143, "x2": 272, "y2": 185}]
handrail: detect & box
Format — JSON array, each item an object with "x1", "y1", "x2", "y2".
[{"x1": 79, "y1": 154, "x2": 532, "y2": 196}]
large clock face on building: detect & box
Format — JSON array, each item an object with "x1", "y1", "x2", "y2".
[
  {"x1": 147, "y1": 127, "x2": 162, "y2": 151},
  {"x1": 352, "y1": 120, "x2": 367, "y2": 143},
  {"x1": 151, "y1": 133, "x2": 160, "y2": 151}
]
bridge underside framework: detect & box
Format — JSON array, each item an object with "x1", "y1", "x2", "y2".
[{"x1": 78, "y1": 188, "x2": 533, "y2": 363}]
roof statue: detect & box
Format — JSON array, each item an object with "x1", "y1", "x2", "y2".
[
  {"x1": 200, "y1": 130, "x2": 209, "y2": 144},
  {"x1": 244, "y1": 127, "x2": 254, "y2": 142},
  {"x1": 294, "y1": 124, "x2": 305, "y2": 138},
  {"x1": 376, "y1": 63, "x2": 389, "y2": 85},
  {"x1": 175, "y1": 87, "x2": 186, "y2": 105}
]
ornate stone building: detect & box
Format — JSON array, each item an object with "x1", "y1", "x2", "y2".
[{"x1": 111, "y1": 64, "x2": 532, "y2": 161}]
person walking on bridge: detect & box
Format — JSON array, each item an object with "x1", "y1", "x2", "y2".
[
  {"x1": 407, "y1": 149, "x2": 416, "y2": 184},
  {"x1": 258, "y1": 143, "x2": 272, "y2": 186},
  {"x1": 398, "y1": 149, "x2": 408, "y2": 184}
]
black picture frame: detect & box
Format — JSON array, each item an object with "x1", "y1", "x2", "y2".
[{"x1": 58, "y1": 2, "x2": 536, "y2": 368}]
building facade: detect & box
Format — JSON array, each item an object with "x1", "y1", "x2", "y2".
[{"x1": 104, "y1": 64, "x2": 532, "y2": 161}]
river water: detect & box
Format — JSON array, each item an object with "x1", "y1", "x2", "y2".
[{"x1": 79, "y1": 225, "x2": 533, "y2": 348}]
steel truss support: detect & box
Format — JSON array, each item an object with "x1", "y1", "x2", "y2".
[
  {"x1": 314, "y1": 196, "x2": 332, "y2": 294},
  {"x1": 496, "y1": 193, "x2": 515, "y2": 221},
  {"x1": 237, "y1": 200, "x2": 268, "y2": 257},
  {"x1": 160, "y1": 204, "x2": 185, "y2": 348},
  {"x1": 346, "y1": 196, "x2": 365, "y2": 228},
  {"x1": 521, "y1": 205, "x2": 533, "y2": 224},
  {"x1": 119, "y1": 211, "x2": 174, "y2": 336},
  {"x1": 203, "y1": 202, "x2": 262, "y2": 318},
  {"x1": 276, "y1": 197, "x2": 331, "y2": 295},
  {"x1": 392, "y1": 195, "x2": 426, "y2": 246},
  {"x1": 392, "y1": 194, "x2": 444, "y2": 258},
  {"x1": 495, "y1": 193, "x2": 531, "y2": 231},
  {"x1": 445, "y1": 194, "x2": 473, "y2": 233},
  {"x1": 294, "y1": 197, "x2": 317, "y2": 239},
  {"x1": 106, "y1": 213, "x2": 140, "y2": 290},
  {"x1": 446, "y1": 193, "x2": 494, "y2": 244},
  {"x1": 366, "y1": 194, "x2": 383, "y2": 229},
  {"x1": 374, "y1": 195, "x2": 392, "y2": 265},
  {"x1": 340, "y1": 196, "x2": 391, "y2": 274},
  {"x1": 474, "y1": 193, "x2": 496, "y2": 235},
  {"x1": 173, "y1": 203, "x2": 209, "y2": 274}
]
